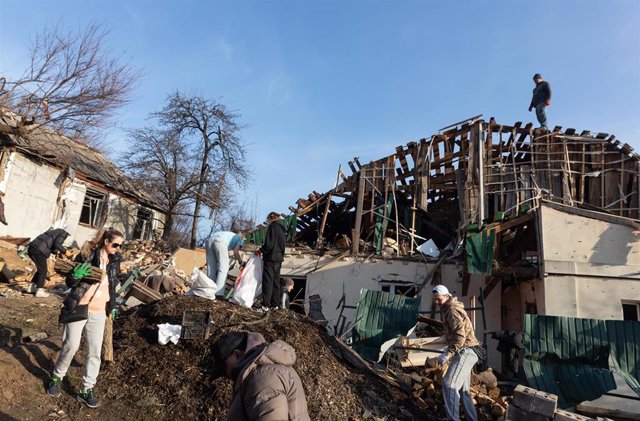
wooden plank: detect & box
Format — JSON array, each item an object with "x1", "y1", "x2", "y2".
[
  {"x1": 352, "y1": 172, "x2": 366, "y2": 254},
  {"x1": 576, "y1": 403, "x2": 640, "y2": 421}
]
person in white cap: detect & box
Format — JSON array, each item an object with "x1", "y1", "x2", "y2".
[{"x1": 432, "y1": 284, "x2": 481, "y2": 421}]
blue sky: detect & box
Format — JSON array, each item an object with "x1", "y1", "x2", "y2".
[{"x1": 1, "y1": 0, "x2": 639, "y2": 230}]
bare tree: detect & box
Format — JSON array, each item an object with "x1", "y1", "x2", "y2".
[
  {"x1": 120, "y1": 127, "x2": 198, "y2": 242},
  {"x1": 0, "y1": 23, "x2": 140, "y2": 148},
  {"x1": 155, "y1": 92, "x2": 249, "y2": 248}
]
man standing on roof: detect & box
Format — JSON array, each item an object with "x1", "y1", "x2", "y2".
[
  {"x1": 206, "y1": 230, "x2": 245, "y2": 299},
  {"x1": 211, "y1": 331, "x2": 310, "y2": 421},
  {"x1": 433, "y1": 284, "x2": 481, "y2": 421},
  {"x1": 256, "y1": 212, "x2": 286, "y2": 311},
  {"x1": 528, "y1": 73, "x2": 552, "y2": 131},
  {"x1": 27, "y1": 228, "x2": 70, "y2": 298}
]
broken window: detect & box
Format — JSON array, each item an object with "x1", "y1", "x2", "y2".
[
  {"x1": 380, "y1": 282, "x2": 417, "y2": 298},
  {"x1": 79, "y1": 188, "x2": 105, "y2": 227},
  {"x1": 133, "y1": 208, "x2": 153, "y2": 240},
  {"x1": 622, "y1": 301, "x2": 639, "y2": 321}
]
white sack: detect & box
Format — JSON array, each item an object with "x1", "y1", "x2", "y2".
[
  {"x1": 230, "y1": 254, "x2": 263, "y2": 308},
  {"x1": 186, "y1": 268, "x2": 217, "y2": 300}
]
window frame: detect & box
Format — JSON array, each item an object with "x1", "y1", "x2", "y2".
[
  {"x1": 622, "y1": 300, "x2": 640, "y2": 321},
  {"x1": 79, "y1": 188, "x2": 106, "y2": 228}
]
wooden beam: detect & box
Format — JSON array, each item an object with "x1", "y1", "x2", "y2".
[{"x1": 352, "y1": 172, "x2": 366, "y2": 254}]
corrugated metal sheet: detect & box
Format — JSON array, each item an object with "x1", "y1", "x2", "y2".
[
  {"x1": 524, "y1": 314, "x2": 640, "y2": 409},
  {"x1": 352, "y1": 288, "x2": 420, "y2": 361},
  {"x1": 606, "y1": 319, "x2": 640, "y2": 396}
]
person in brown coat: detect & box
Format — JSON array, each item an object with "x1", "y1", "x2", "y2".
[
  {"x1": 433, "y1": 284, "x2": 481, "y2": 421},
  {"x1": 212, "y1": 331, "x2": 310, "y2": 421}
]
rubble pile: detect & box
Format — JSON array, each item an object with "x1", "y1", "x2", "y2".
[
  {"x1": 99, "y1": 295, "x2": 434, "y2": 421},
  {"x1": 119, "y1": 239, "x2": 173, "y2": 268}
]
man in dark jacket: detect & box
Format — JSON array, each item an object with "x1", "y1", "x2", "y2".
[
  {"x1": 28, "y1": 228, "x2": 69, "y2": 298},
  {"x1": 212, "y1": 331, "x2": 310, "y2": 421},
  {"x1": 528, "y1": 73, "x2": 552, "y2": 130},
  {"x1": 257, "y1": 212, "x2": 286, "y2": 310}
]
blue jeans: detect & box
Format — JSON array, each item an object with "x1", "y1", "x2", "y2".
[
  {"x1": 442, "y1": 347, "x2": 479, "y2": 421},
  {"x1": 206, "y1": 238, "x2": 230, "y2": 297},
  {"x1": 535, "y1": 103, "x2": 548, "y2": 129}
]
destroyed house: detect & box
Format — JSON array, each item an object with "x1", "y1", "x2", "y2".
[
  {"x1": 0, "y1": 113, "x2": 168, "y2": 246},
  {"x1": 249, "y1": 116, "x2": 640, "y2": 371}
]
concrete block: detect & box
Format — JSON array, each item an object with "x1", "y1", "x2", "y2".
[
  {"x1": 512, "y1": 384, "x2": 558, "y2": 417},
  {"x1": 554, "y1": 409, "x2": 594, "y2": 421},
  {"x1": 507, "y1": 404, "x2": 551, "y2": 421}
]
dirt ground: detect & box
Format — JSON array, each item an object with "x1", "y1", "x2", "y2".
[{"x1": 0, "y1": 290, "x2": 436, "y2": 421}]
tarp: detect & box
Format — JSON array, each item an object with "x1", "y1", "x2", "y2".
[
  {"x1": 351, "y1": 288, "x2": 420, "y2": 361},
  {"x1": 523, "y1": 314, "x2": 640, "y2": 408},
  {"x1": 465, "y1": 227, "x2": 496, "y2": 275},
  {"x1": 245, "y1": 215, "x2": 297, "y2": 245}
]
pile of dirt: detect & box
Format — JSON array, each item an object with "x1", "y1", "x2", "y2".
[{"x1": 98, "y1": 296, "x2": 435, "y2": 421}]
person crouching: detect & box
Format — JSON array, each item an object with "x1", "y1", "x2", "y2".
[{"x1": 211, "y1": 331, "x2": 310, "y2": 420}]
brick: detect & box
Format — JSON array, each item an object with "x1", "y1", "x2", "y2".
[
  {"x1": 554, "y1": 409, "x2": 594, "y2": 421},
  {"x1": 507, "y1": 404, "x2": 551, "y2": 421},
  {"x1": 512, "y1": 385, "x2": 558, "y2": 417}
]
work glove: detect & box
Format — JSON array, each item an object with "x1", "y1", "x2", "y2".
[
  {"x1": 437, "y1": 352, "x2": 450, "y2": 366},
  {"x1": 528, "y1": 106, "x2": 533, "y2": 112},
  {"x1": 545, "y1": 99, "x2": 551, "y2": 106},
  {"x1": 111, "y1": 309, "x2": 118, "y2": 320},
  {"x1": 72, "y1": 262, "x2": 91, "y2": 280}
]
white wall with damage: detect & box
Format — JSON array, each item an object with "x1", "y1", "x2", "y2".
[
  {"x1": 0, "y1": 151, "x2": 166, "y2": 245},
  {"x1": 540, "y1": 204, "x2": 640, "y2": 320},
  {"x1": 540, "y1": 205, "x2": 640, "y2": 278},
  {"x1": 0, "y1": 152, "x2": 62, "y2": 240},
  {"x1": 543, "y1": 275, "x2": 640, "y2": 319}
]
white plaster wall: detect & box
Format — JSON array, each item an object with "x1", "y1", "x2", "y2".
[
  {"x1": 104, "y1": 195, "x2": 138, "y2": 239},
  {"x1": 74, "y1": 223, "x2": 100, "y2": 248},
  {"x1": 62, "y1": 181, "x2": 87, "y2": 245},
  {"x1": 540, "y1": 205, "x2": 640, "y2": 278},
  {"x1": 544, "y1": 275, "x2": 640, "y2": 320},
  {"x1": 152, "y1": 210, "x2": 166, "y2": 238},
  {"x1": 0, "y1": 153, "x2": 62, "y2": 240}
]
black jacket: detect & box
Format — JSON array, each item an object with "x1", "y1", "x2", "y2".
[
  {"x1": 262, "y1": 221, "x2": 286, "y2": 262},
  {"x1": 29, "y1": 229, "x2": 69, "y2": 257},
  {"x1": 530, "y1": 81, "x2": 552, "y2": 108},
  {"x1": 62, "y1": 247, "x2": 122, "y2": 316}
]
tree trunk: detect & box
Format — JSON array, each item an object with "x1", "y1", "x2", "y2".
[
  {"x1": 190, "y1": 192, "x2": 203, "y2": 249},
  {"x1": 162, "y1": 211, "x2": 174, "y2": 241},
  {"x1": 190, "y1": 133, "x2": 211, "y2": 249}
]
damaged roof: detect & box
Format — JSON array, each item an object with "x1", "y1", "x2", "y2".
[
  {"x1": 0, "y1": 112, "x2": 167, "y2": 213},
  {"x1": 274, "y1": 117, "x2": 640, "y2": 253}
]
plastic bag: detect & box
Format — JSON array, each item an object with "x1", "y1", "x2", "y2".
[
  {"x1": 230, "y1": 254, "x2": 263, "y2": 308},
  {"x1": 158, "y1": 323, "x2": 182, "y2": 345},
  {"x1": 186, "y1": 268, "x2": 217, "y2": 300}
]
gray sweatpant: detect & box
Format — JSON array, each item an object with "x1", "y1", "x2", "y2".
[
  {"x1": 53, "y1": 311, "x2": 106, "y2": 390},
  {"x1": 442, "y1": 347, "x2": 479, "y2": 421}
]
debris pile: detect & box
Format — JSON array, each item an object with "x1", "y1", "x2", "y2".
[
  {"x1": 119, "y1": 239, "x2": 174, "y2": 270},
  {"x1": 99, "y1": 295, "x2": 435, "y2": 421}
]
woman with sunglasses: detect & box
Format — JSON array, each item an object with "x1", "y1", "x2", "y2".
[{"x1": 46, "y1": 227, "x2": 124, "y2": 408}]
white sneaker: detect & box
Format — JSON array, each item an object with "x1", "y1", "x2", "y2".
[
  {"x1": 35, "y1": 288, "x2": 50, "y2": 298},
  {"x1": 27, "y1": 283, "x2": 37, "y2": 294}
]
